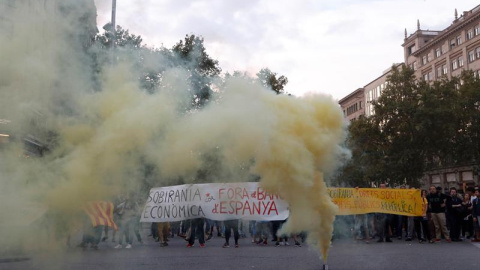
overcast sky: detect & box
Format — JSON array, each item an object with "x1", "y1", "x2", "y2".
[{"x1": 95, "y1": 0, "x2": 480, "y2": 100}]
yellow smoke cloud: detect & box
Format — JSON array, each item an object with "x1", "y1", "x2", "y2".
[{"x1": 0, "y1": 1, "x2": 347, "y2": 263}]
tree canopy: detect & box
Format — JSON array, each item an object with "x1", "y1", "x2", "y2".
[
  {"x1": 256, "y1": 68, "x2": 288, "y2": 94},
  {"x1": 334, "y1": 65, "x2": 480, "y2": 188}
]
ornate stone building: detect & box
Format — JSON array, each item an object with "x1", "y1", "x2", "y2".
[{"x1": 403, "y1": 6, "x2": 480, "y2": 82}]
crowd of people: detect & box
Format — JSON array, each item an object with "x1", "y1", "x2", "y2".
[
  {"x1": 347, "y1": 184, "x2": 480, "y2": 244},
  {"x1": 149, "y1": 219, "x2": 303, "y2": 248},
  {"x1": 79, "y1": 184, "x2": 480, "y2": 250},
  {"x1": 78, "y1": 194, "x2": 303, "y2": 250}
]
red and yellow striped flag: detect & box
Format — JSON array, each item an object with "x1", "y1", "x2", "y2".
[{"x1": 84, "y1": 201, "x2": 118, "y2": 230}]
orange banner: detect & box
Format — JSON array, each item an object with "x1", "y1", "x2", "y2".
[{"x1": 328, "y1": 188, "x2": 423, "y2": 216}]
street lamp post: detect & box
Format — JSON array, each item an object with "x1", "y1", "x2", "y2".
[{"x1": 111, "y1": 0, "x2": 116, "y2": 48}]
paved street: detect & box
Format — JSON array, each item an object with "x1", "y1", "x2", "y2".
[{"x1": 2, "y1": 231, "x2": 480, "y2": 270}]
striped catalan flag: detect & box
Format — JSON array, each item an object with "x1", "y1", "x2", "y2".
[{"x1": 84, "y1": 201, "x2": 118, "y2": 231}]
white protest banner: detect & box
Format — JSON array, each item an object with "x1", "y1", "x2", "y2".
[{"x1": 140, "y1": 182, "x2": 289, "y2": 222}]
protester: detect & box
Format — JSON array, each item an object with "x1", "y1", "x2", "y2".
[
  {"x1": 471, "y1": 189, "x2": 480, "y2": 242},
  {"x1": 426, "y1": 186, "x2": 437, "y2": 241},
  {"x1": 271, "y1": 220, "x2": 282, "y2": 245},
  {"x1": 130, "y1": 197, "x2": 144, "y2": 245},
  {"x1": 461, "y1": 193, "x2": 473, "y2": 240},
  {"x1": 414, "y1": 189, "x2": 433, "y2": 243},
  {"x1": 375, "y1": 183, "x2": 393, "y2": 243},
  {"x1": 187, "y1": 218, "x2": 206, "y2": 247},
  {"x1": 428, "y1": 186, "x2": 451, "y2": 242},
  {"x1": 395, "y1": 186, "x2": 409, "y2": 240},
  {"x1": 151, "y1": 222, "x2": 159, "y2": 242},
  {"x1": 79, "y1": 215, "x2": 103, "y2": 250},
  {"x1": 354, "y1": 214, "x2": 371, "y2": 243},
  {"x1": 255, "y1": 221, "x2": 270, "y2": 245},
  {"x1": 249, "y1": 221, "x2": 258, "y2": 243},
  {"x1": 158, "y1": 222, "x2": 171, "y2": 247},
  {"x1": 353, "y1": 187, "x2": 371, "y2": 243},
  {"x1": 114, "y1": 196, "x2": 135, "y2": 249},
  {"x1": 223, "y1": 219, "x2": 240, "y2": 248},
  {"x1": 446, "y1": 187, "x2": 463, "y2": 241}
]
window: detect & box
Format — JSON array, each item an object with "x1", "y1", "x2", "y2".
[
  {"x1": 359, "y1": 101, "x2": 362, "y2": 109},
  {"x1": 456, "y1": 35, "x2": 462, "y2": 45},
  {"x1": 408, "y1": 44, "x2": 416, "y2": 55},
  {"x1": 452, "y1": 60, "x2": 458, "y2": 70},
  {"x1": 437, "y1": 67, "x2": 442, "y2": 78},
  {"x1": 442, "y1": 64, "x2": 448, "y2": 75},
  {"x1": 476, "y1": 47, "x2": 480, "y2": 59},
  {"x1": 468, "y1": 29, "x2": 474, "y2": 40},
  {"x1": 469, "y1": 50, "x2": 475, "y2": 62},
  {"x1": 423, "y1": 73, "x2": 429, "y2": 81},
  {"x1": 422, "y1": 56, "x2": 427, "y2": 65},
  {"x1": 413, "y1": 61, "x2": 417, "y2": 71},
  {"x1": 476, "y1": 26, "x2": 480, "y2": 36},
  {"x1": 458, "y1": 56, "x2": 464, "y2": 67},
  {"x1": 428, "y1": 71, "x2": 433, "y2": 81},
  {"x1": 435, "y1": 48, "x2": 441, "y2": 57},
  {"x1": 450, "y1": 39, "x2": 456, "y2": 49},
  {"x1": 427, "y1": 53, "x2": 432, "y2": 62}
]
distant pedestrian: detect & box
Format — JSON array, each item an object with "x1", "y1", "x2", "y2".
[
  {"x1": 414, "y1": 189, "x2": 432, "y2": 243},
  {"x1": 187, "y1": 218, "x2": 206, "y2": 248},
  {"x1": 428, "y1": 186, "x2": 451, "y2": 242},
  {"x1": 461, "y1": 193, "x2": 473, "y2": 240},
  {"x1": 223, "y1": 219, "x2": 240, "y2": 248},
  {"x1": 375, "y1": 183, "x2": 392, "y2": 243},
  {"x1": 158, "y1": 222, "x2": 171, "y2": 247},
  {"x1": 114, "y1": 195, "x2": 135, "y2": 249}
]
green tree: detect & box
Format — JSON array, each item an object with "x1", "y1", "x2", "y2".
[
  {"x1": 417, "y1": 77, "x2": 459, "y2": 168},
  {"x1": 96, "y1": 24, "x2": 143, "y2": 49},
  {"x1": 371, "y1": 64, "x2": 425, "y2": 186},
  {"x1": 454, "y1": 71, "x2": 480, "y2": 164},
  {"x1": 333, "y1": 116, "x2": 386, "y2": 187},
  {"x1": 256, "y1": 68, "x2": 288, "y2": 94},
  {"x1": 336, "y1": 66, "x2": 480, "y2": 188},
  {"x1": 172, "y1": 34, "x2": 221, "y2": 107}
]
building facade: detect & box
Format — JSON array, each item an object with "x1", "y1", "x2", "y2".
[
  {"x1": 339, "y1": 4, "x2": 480, "y2": 190},
  {"x1": 338, "y1": 88, "x2": 365, "y2": 122},
  {"x1": 364, "y1": 64, "x2": 402, "y2": 117},
  {"x1": 402, "y1": 6, "x2": 480, "y2": 190},
  {"x1": 403, "y1": 6, "x2": 480, "y2": 82}
]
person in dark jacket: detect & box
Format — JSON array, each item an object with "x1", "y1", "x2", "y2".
[
  {"x1": 428, "y1": 186, "x2": 451, "y2": 242},
  {"x1": 446, "y1": 187, "x2": 463, "y2": 241},
  {"x1": 472, "y1": 189, "x2": 480, "y2": 241}
]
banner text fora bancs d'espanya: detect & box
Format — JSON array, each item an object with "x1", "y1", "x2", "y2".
[{"x1": 140, "y1": 182, "x2": 289, "y2": 222}]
